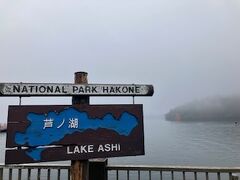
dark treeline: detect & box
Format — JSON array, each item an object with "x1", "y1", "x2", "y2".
[{"x1": 165, "y1": 96, "x2": 240, "y2": 121}]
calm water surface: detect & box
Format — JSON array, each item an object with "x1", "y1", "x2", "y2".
[
  {"x1": 110, "y1": 118, "x2": 240, "y2": 166},
  {"x1": 1, "y1": 118, "x2": 240, "y2": 167}
]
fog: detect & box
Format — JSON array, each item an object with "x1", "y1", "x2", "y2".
[{"x1": 0, "y1": 0, "x2": 240, "y2": 122}]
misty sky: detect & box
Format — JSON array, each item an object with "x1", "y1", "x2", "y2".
[{"x1": 0, "y1": 0, "x2": 240, "y2": 122}]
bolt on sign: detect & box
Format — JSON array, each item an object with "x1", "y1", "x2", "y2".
[
  {"x1": 0, "y1": 83, "x2": 153, "y2": 96},
  {"x1": 5, "y1": 104, "x2": 144, "y2": 164}
]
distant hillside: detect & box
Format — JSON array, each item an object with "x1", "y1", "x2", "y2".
[{"x1": 165, "y1": 96, "x2": 240, "y2": 121}]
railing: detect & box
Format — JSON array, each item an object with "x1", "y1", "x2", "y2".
[
  {"x1": 107, "y1": 165, "x2": 240, "y2": 180},
  {"x1": 0, "y1": 164, "x2": 239, "y2": 180},
  {"x1": 0, "y1": 164, "x2": 70, "y2": 180}
]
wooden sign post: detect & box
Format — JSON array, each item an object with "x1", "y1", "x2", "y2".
[
  {"x1": 71, "y1": 72, "x2": 89, "y2": 180},
  {"x1": 3, "y1": 72, "x2": 152, "y2": 180}
]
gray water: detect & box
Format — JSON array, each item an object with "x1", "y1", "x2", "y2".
[
  {"x1": 1, "y1": 118, "x2": 240, "y2": 167},
  {"x1": 109, "y1": 118, "x2": 240, "y2": 167}
]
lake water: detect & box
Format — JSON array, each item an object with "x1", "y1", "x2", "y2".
[
  {"x1": 110, "y1": 118, "x2": 240, "y2": 167},
  {"x1": 1, "y1": 117, "x2": 240, "y2": 167}
]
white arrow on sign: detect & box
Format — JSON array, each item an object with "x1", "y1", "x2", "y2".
[{"x1": 0, "y1": 83, "x2": 154, "y2": 96}]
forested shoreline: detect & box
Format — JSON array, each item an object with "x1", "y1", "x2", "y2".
[{"x1": 165, "y1": 96, "x2": 240, "y2": 121}]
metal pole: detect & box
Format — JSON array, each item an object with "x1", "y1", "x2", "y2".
[
  {"x1": 19, "y1": 96, "x2": 22, "y2": 106},
  {"x1": 71, "y1": 72, "x2": 89, "y2": 180}
]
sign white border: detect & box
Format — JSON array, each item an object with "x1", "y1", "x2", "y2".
[{"x1": 0, "y1": 83, "x2": 154, "y2": 96}]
